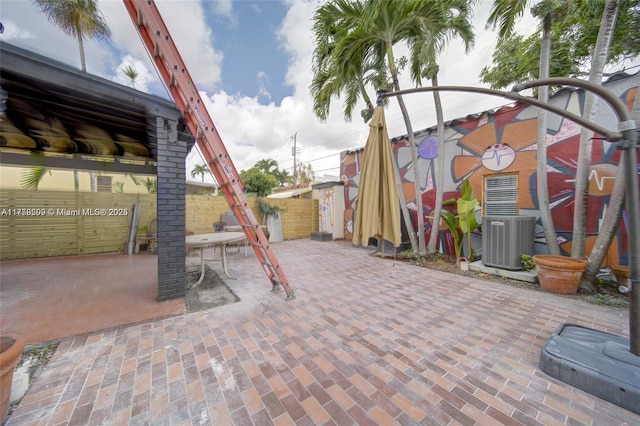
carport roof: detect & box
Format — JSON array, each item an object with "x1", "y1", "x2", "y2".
[{"x1": 0, "y1": 42, "x2": 193, "y2": 174}]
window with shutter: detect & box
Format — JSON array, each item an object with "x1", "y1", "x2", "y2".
[
  {"x1": 96, "y1": 176, "x2": 112, "y2": 193},
  {"x1": 484, "y1": 173, "x2": 518, "y2": 216}
]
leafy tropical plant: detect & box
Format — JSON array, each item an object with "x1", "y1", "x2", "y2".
[
  {"x1": 440, "y1": 179, "x2": 479, "y2": 260},
  {"x1": 440, "y1": 210, "x2": 463, "y2": 259},
  {"x1": 20, "y1": 166, "x2": 51, "y2": 190},
  {"x1": 240, "y1": 167, "x2": 278, "y2": 197},
  {"x1": 130, "y1": 175, "x2": 157, "y2": 194},
  {"x1": 455, "y1": 179, "x2": 479, "y2": 261},
  {"x1": 521, "y1": 254, "x2": 535, "y2": 272},
  {"x1": 113, "y1": 181, "x2": 124, "y2": 193},
  {"x1": 256, "y1": 198, "x2": 283, "y2": 222}
]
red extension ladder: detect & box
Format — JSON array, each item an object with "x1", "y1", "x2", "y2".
[{"x1": 123, "y1": 0, "x2": 294, "y2": 300}]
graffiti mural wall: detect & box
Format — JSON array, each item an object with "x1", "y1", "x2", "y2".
[{"x1": 341, "y1": 72, "x2": 639, "y2": 266}]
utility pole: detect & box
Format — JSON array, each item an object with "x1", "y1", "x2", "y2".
[{"x1": 291, "y1": 132, "x2": 298, "y2": 184}]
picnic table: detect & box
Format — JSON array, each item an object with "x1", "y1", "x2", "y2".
[{"x1": 186, "y1": 232, "x2": 246, "y2": 285}]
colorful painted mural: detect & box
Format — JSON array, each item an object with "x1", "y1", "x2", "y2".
[
  {"x1": 316, "y1": 182, "x2": 345, "y2": 239},
  {"x1": 340, "y1": 72, "x2": 639, "y2": 265}
]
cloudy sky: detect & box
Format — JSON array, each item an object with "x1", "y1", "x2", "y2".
[{"x1": 0, "y1": 0, "x2": 578, "y2": 184}]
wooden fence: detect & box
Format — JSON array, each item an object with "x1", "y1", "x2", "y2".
[
  {"x1": 0, "y1": 190, "x2": 317, "y2": 260},
  {"x1": 0, "y1": 190, "x2": 156, "y2": 260},
  {"x1": 185, "y1": 194, "x2": 318, "y2": 240}
]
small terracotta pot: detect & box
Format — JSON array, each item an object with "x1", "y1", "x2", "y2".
[
  {"x1": 533, "y1": 255, "x2": 587, "y2": 294},
  {"x1": 1, "y1": 336, "x2": 24, "y2": 422}
]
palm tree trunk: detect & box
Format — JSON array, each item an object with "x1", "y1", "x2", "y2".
[
  {"x1": 572, "y1": 0, "x2": 619, "y2": 261},
  {"x1": 78, "y1": 34, "x2": 87, "y2": 72},
  {"x1": 537, "y1": 13, "x2": 560, "y2": 255},
  {"x1": 359, "y1": 82, "x2": 375, "y2": 121},
  {"x1": 427, "y1": 73, "x2": 445, "y2": 255},
  {"x1": 387, "y1": 45, "x2": 419, "y2": 254},
  {"x1": 579, "y1": 79, "x2": 639, "y2": 290}
]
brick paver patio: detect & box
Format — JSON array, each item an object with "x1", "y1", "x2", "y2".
[{"x1": 6, "y1": 239, "x2": 638, "y2": 425}]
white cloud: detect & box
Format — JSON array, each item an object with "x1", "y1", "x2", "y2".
[
  {"x1": 256, "y1": 71, "x2": 272, "y2": 101},
  {"x1": 0, "y1": 18, "x2": 35, "y2": 41},
  {"x1": 101, "y1": 0, "x2": 223, "y2": 92},
  {"x1": 210, "y1": 0, "x2": 238, "y2": 28},
  {"x1": 3, "y1": 0, "x2": 542, "y2": 182}
]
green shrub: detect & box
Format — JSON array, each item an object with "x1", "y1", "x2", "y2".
[{"x1": 521, "y1": 254, "x2": 535, "y2": 272}]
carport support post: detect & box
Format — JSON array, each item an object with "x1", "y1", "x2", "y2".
[{"x1": 153, "y1": 117, "x2": 188, "y2": 300}]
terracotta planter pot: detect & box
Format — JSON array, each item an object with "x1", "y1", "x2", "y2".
[
  {"x1": 1, "y1": 336, "x2": 24, "y2": 422},
  {"x1": 533, "y1": 255, "x2": 587, "y2": 294},
  {"x1": 612, "y1": 265, "x2": 630, "y2": 288}
]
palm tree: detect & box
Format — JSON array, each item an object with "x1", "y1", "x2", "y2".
[
  {"x1": 488, "y1": 1, "x2": 625, "y2": 290},
  {"x1": 296, "y1": 162, "x2": 316, "y2": 183},
  {"x1": 312, "y1": 0, "x2": 459, "y2": 255},
  {"x1": 190, "y1": 164, "x2": 209, "y2": 182},
  {"x1": 487, "y1": 0, "x2": 561, "y2": 255},
  {"x1": 255, "y1": 158, "x2": 278, "y2": 175},
  {"x1": 272, "y1": 168, "x2": 292, "y2": 187},
  {"x1": 574, "y1": 0, "x2": 622, "y2": 291},
  {"x1": 311, "y1": 2, "x2": 388, "y2": 124},
  {"x1": 311, "y1": 2, "x2": 416, "y2": 251},
  {"x1": 121, "y1": 64, "x2": 139, "y2": 89},
  {"x1": 33, "y1": 0, "x2": 111, "y2": 192},
  {"x1": 571, "y1": 0, "x2": 619, "y2": 262},
  {"x1": 33, "y1": 0, "x2": 111, "y2": 72},
  {"x1": 409, "y1": 0, "x2": 475, "y2": 255}
]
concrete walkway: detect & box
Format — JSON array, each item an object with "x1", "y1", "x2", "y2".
[
  {"x1": 0, "y1": 253, "x2": 186, "y2": 345},
  {"x1": 6, "y1": 240, "x2": 638, "y2": 425}
]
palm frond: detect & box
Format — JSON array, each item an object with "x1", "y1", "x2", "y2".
[{"x1": 20, "y1": 166, "x2": 51, "y2": 191}]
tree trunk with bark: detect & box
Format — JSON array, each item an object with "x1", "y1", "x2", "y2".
[
  {"x1": 427, "y1": 73, "x2": 446, "y2": 255},
  {"x1": 537, "y1": 12, "x2": 561, "y2": 255},
  {"x1": 572, "y1": 0, "x2": 619, "y2": 261},
  {"x1": 574, "y1": 0, "x2": 620, "y2": 292}
]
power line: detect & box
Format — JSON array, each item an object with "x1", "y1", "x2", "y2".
[
  {"x1": 314, "y1": 166, "x2": 340, "y2": 173},
  {"x1": 307, "y1": 153, "x2": 340, "y2": 163}
]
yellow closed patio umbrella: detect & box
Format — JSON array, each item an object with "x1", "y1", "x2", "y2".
[{"x1": 352, "y1": 106, "x2": 402, "y2": 248}]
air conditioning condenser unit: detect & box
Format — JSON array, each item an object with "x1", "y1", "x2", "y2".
[{"x1": 482, "y1": 215, "x2": 535, "y2": 270}]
